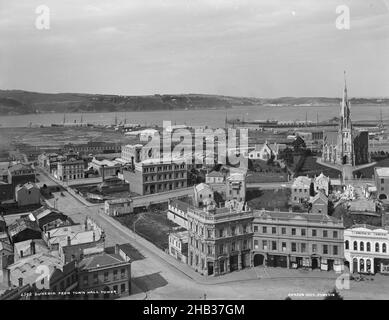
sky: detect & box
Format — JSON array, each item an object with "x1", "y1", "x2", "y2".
[{"x1": 0, "y1": 0, "x2": 388, "y2": 98}]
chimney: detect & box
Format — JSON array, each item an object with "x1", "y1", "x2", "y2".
[
  {"x1": 67, "y1": 236, "x2": 71, "y2": 246},
  {"x1": 115, "y1": 244, "x2": 120, "y2": 255},
  {"x1": 20, "y1": 250, "x2": 24, "y2": 258},
  {"x1": 4, "y1": 268, "x2": 11, "y2": 288},
  {"x1": 30, "y1": 240, "x2": 36, "y2": 255},
  {"x1": 18, "y1": 277, "x2": 23, "y2": 287},
  {"x1": 47, "y1": 231, "x2": 50, "y2": 239},
  {"x1": 92, "y1": 232, "x2": 96, "y2": 242}
]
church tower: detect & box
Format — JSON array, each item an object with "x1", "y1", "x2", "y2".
[{"x1": 337, "y1": 71, "x2": 354, "y2": 165}]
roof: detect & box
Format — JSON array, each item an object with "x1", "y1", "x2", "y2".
[
  {"x1": 8, "y1": 252, "x2": 65, "y2": 286},
  {"x1": 46, "y1": 224, "x2": 102, "y2": 247},
  {"x1": 78, "y1": 252, "x2": 126, "y2": 270},
  {"x1": 8, "y1": 163, "x2": 33, "y2": 173},
  {"x1": 14, "y1": 239, "x2": 49, "y2": 256},
  {"x1": 255, "y1": 210, "x2": 342, "y2": 225},
  {"x1": 169, "y1": 199, "x2": 191, "y2": 212},
  {"x1": 206, "y1": 171, "x2": 224, "y2": 178},
  {"x1": 8, "y1": 218, "x2": 41, "y2": 237},
  {"x1": 311, "y1": 191, "x2": 328, "y2": 204},
  {"x1": 169, "y1": 230, "x2": 189, "y2": 242},
  {"x1": 30, "y1": 207, "x2": 68, "y2": 229},
  {"x1": 375, "y1": 167, "x2": 389, "y2": 177},
  {"x1": 195, "y1": 183, "x2": 212, "y2": 193},
  {"x1": 0, "y1": 240, "x2": 13, "y2": 254},
  {"x1": 292, "y1": 176, "x2": 311, "y2": 187},
  {"x1": 106, "y1": 198, "x2": 132, "y2": 205},
  {"x1": 15, "y1": 182, "x2": 39, "y2": 192}
]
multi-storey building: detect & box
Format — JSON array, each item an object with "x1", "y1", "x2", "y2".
[
  {"x1": 226, "y1": 172, "x2": 246, "y2": 202},
  {"x1": 252, "y1": 210, "x2": 344, "y2": 272},
  {"x1": 291, "y1": 176, "x2": 311, "y2": 204},
  {"x1": 62, "y1": 141, "x2": 121, "y2": 155},
  {"x1": 374, "y1": 167, "x2": 389, "y2": 200},
  {"x1": 122, "y1": 158, "x2": 187, "y2": 195},
  {"x1": 55, "y1": 159, "x2": 85, "y2": 181},
  {"x1": 121, "y1": 144, "x2": 159, "y2": 166},
  {"x1": 77, "y1": 245, "x2": 131, "y2": 299},
  {"x1": 186, "y1": 200, "x2": 253, "y2": 276},
  {"x1": 344, "y1": 225, "x2": 389, "y2": 274}
]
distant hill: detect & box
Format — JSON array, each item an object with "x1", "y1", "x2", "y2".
[{"x1": 0, "y1": 89, "x2": 388, "y2": 115}]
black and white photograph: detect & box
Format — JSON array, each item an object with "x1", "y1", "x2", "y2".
[{"x1": 0, "y1": 0, "x2": 389, "y2": 305}]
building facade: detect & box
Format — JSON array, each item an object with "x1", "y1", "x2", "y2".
[
  {"x1": 15, "y1": 182, "x2": 40, "y2": 207},
  {"x1": 344, "y1": 225, "x2": 389, "y2": 274},
  {"x1": 374, "y1": 167, "x2": 389, "y2": 200},
  {"x1": 122, "y1": 158, "x2": 187, "y2": 195},
  {"x1": 187, "y1": 200, "x2": 253, "y2": 276},
  {"x1": 252, "y1": 210, "x2": 344, "y2": 272},
  {"x1": 104, "y1": 198, "x2": 133, "y2": 216},
  {"x1": 291, "y1": 176, "x2": 312, "y2": 204}
]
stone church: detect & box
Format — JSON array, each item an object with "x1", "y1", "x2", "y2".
[{"x1": 322, "y1": 73, "x2": 369, "y2": 166}]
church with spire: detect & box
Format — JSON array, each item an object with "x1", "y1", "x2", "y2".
[{"x1": 322, "y1": 72, "x2": 369, "y2": 166}]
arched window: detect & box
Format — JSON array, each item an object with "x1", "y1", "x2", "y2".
[
  {"x1": 353, "y1": 241, "x2": 357, "y2": 251},
  {"x1": 359, "y1": 259, "x2": 365, "y2": 272},
  {"x1": 345, "y1": 240, "x2": 349, "y2": 250},
  {"x1": 367, "y1": 242, "x2": 371, "y2": 252},
  {"x1": 376, "y1": 243, "x2": 380, "y2": 253},
  {"x1": 360, "y1": 242, "x2": 364, "y2": 251},
  {"x1": 383, "y1": 243, "x2": 387, "y2": 253}
]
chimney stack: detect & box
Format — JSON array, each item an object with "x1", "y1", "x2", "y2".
[
  {"x1": 4, "y1": 268, "x2": 11, "y2": 288},
  {"x1": 18, "y1": 277, "x2": 23, "y2": 287},
  {"x1": 30, "y1": 240, "x2": 36, "y2": 255},
  {"x1": 67, "y1": 236, "x2": 71, "y2": 246},
  {"x1": 20, "y1": 251, "x2": 24, "y2": 258},
  {"x1": 92, "y1": 232, "x2": 96, "y2": 242}
]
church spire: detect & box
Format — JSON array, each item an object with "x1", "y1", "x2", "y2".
[{"x1": 341, "y1": 70, "x2": 351, "y2": 129}]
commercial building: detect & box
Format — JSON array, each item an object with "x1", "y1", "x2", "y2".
[
  {"x1": 187, "y1": 200, "x2": 253, "y2": 276},
  {"x1": 55, "y1": 158, "x2": 85, "y2": 181},
  {"x1": 193, "y1": 183, "x2": 214, "y2": 207},
  {"x1": 252, "y1": 210, "x2": 344, "y2": 272},
  {"x1": 167, "y1": 200, "x2": 189, "y2": 229},
  {"x1": 8, "y1": 164, "x2": 36, "y2": 199},
  {"x1": 77, "y1": 245, "x2": 131, "y2": 299},
  {"x1": 344, "y1": 225, "x2": 389, "y2": 274},
  {"x1": 62, "y1": 141, "x2": 121, "y2": 155},
  {"x1": 122, "y1": 158, "x2": 187, "y2": 195},
  {"x1": 168, "y1": 230, "x2": 189, "y2": 263},
  {"x1": 29, "y1": 207, "x2": 71, "y2": 232},
  {"x1": 226, "y1": 172, "x2": 246, "y2": 202},
  {"x1": 90, "y1": 158, "x2": 122, "y2": 178}
]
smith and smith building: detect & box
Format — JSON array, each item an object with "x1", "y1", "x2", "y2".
[{"x1": 252, "y1": 210, "x2": 345, "y2": 272}]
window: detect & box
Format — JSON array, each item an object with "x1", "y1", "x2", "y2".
[
  {"x1": 93, "y1": 273, "x2": 98, "y2": 285},
  {"x1": 323, "y1": 230, "x2": 328, "y2": 238},
  {"x1": 262, "y1": 226, "x2": 267, "y2": 233},
  {"x1": 291, "y1": 228, "x2": 296, "y2": 236},
  {"x1": 272, "y1": 241, "x2": 277, "y2": 250},
  {"x1": 104, "y1": 272, "x2": 109, "y2": 282},
  {"x1": 333, "y1": 231, "x2": 338, "y2": 238},
  {"x1": 301, "y1": 243, "x2": 306, "y2": 253},
  {"x1": 83, "y1": 276, "x2": 88, "y2": 286},
  {"x1": 113, "y1": 270, "x2": 118, "y2": 280},
  {"x1": 376, "y1": 242, "x2": 380, "y2": 252},
  {"x1": 291, "y1": 243, "x2": 297, "y2": 252},
  {"x1": 121, "y1": 283, "x2": 126, "y2": 293},
  {"x1": 272, "y1": 227, "x2": 276, "y2": 234},
  {"x1": 254, "y1": 225, "x2": 258, "y2": 232},
  {"x1": 121, "y1": 269, "x2": 125, "y2": 278},
  {"x1": 381, "y1": 178, "x2": 385, "y2": 184},
  {"x1": 333, "y1": 245, "x2": 338, "y2": 255},
  {"x1": 360, "y1": 242, "x2": 364, "y2": 251},
  {"x1": 353, "y1": 241, "x2": 357, "y2": 251},
  {"x1": 113, "y1": 285, "x2": 118, "y2": 293},
  {"x1": 301, "y1": 229, "x2": 306, "y2": 236},
  {"x1": 282, "y1": 242, "x2": 286, "y2": 251},
  {"x1": 345, "y1": 240, "x2": 349, "y2": 250},
  {"x1": 262, "y1": 240, "x2": 267, "y2": 250},
  {"x1": 323, "y1": 245, "x2": 328, "y2": 254},
  {"x1": 312, "y1": 229, "x2": 317, "y2": 237},
  {"x1": 312, "y1": 244, "x2": 317, "y2": 253},
  {"x1": 367, "y1": 242, "x2": 371, "y2": 252},
  {"x1": 281, "y1": 227, "x2": 286, "y2": 235},
  {"x1": 254, "y1": 240, "x2": 259, "y2": 248},
  {"x1": 383, "y1": 243, "x2": 387, "y2": 253}
]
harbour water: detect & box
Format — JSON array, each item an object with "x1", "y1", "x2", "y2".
[{"x1": 0, "y1": 104, "x2": 387, "y2": 128}]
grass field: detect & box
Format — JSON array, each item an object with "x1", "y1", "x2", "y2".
[
  {"x1": 115, "y1": 211, "x2": 180, "y2": 250},
  {"x1": 247, "y1": 188, "x2": 291, "y2": 211}
]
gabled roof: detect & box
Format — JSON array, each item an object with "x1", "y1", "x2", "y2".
[
  {"x1": 8, "y1": 163, "x2": 33, "y2": 173},
  {"x1": 311, "y1": 191, "x2": 328, "y2": 204},
  {"x1": 8, "y1": 218, "x2": 40, "y2": 237},
  {"x1": 206, "y1": 171, "x2": 224, "y2": 178},
  {"x1": 195, "y1": 183, "x2": 212, "y2": 193},
  {"x1": 30, "y1": 207, "x2": 68, "y2": 229}
]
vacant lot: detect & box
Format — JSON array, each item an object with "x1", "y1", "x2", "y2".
[{"x1": 115, "y1": 212, "x2": 180, "y2": 250}]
